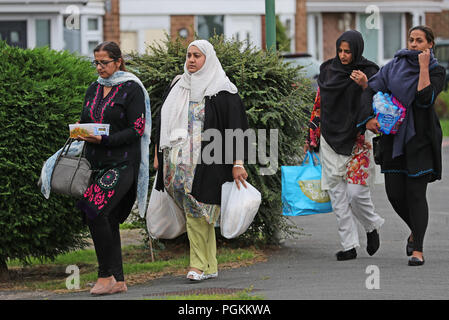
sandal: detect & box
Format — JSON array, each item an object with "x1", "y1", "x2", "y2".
[
  {"x1": 186, "y1": 270, "x2": 205, "y2": 281},
  {"x1": 204, "y1": 272, "x2": 218, "y2": 280}
]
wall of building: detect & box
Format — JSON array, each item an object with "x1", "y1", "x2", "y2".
[
  {"x1": 103, "y1": 0, "x2": 120, "y2": 44},
  {"x1": 426, "y1": 10, "x2": 449, "y2": 39},
  {"x1": 170, "y1": 15, "x2": 195, "y2": 44}
]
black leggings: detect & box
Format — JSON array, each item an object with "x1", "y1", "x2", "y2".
[
  {"x1": 384, "y1": 173, "x2": 431, "y2": 252},
  {"x1": 88, "y1": 211, "x2": 124, "y2": 281},
  {"x1": 86, "y1": 185, "x2": 135, "y2": 282}
]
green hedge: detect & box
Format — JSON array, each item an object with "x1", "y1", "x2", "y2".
[
  {"x1": 127, "y1": 35, "x2": 315, "y2": 244},
  {"x1": 0, "y1": 42, "x2": 97, "y2": 275}
]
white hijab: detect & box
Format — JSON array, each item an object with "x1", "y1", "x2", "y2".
[{"x1": 159, "y1": 40, "x2": 238, "y2": 151}]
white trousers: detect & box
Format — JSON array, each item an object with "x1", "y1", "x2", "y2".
[{"x1": 328, "y1": 181, "x2": 385, "y2": 251}]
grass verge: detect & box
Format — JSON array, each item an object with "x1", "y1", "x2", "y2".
[
  {"x1": 3, "y1": 242, "x2": 267, "y2": 294},
  {"x1": 440, "y1": 118, "x2": 449, "y2": 137}
]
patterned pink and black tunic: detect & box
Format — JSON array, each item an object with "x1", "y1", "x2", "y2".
[{"x1": 76, "y1": 80, "x2": 146, "y2": 222}]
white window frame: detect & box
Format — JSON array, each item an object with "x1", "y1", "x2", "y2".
[
  {"x1": 81, "y1": 14, "x2": 103, "y2": 56},
  {"x1": 355, "y1": 12, "x2": 406, "y2": 66},
  {"x1": 307, "y1": 13, "x2": 323, "y2": 62},
  {"x1": 379, "y1": 12, "x2": 406, "y2": 65}
]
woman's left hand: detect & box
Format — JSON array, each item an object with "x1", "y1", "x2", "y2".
[
  {"x1": 233, "y1": 165, "x2": 248, "y2": 190},
  {"x1": 350, "y1": 70, "x2": 368, "y2": 89},
  {"x1": 418, "y1": 49, "x2": 431, "y2": 68},
  {"x1": 77, "y1": 134, "x2": 102, "y2": 144}
]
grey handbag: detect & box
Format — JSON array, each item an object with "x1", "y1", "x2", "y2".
[{"x1": 50, "y1": 138, "x2": 92, "y2": 198}]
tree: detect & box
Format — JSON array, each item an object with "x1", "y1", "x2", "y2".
[
  {"x1": 276, "y1": 16, "x2": 292, "y2": 52},
  {"x1": 0, "y1": 42, "x2": 96, "y2": 279}
]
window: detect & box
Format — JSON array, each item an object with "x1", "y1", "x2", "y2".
[
  {"x1": 88, "y1": 40, "x2": 99, "y2": 53},
  {"x1": 382, "y1": 13, "x2": 402, "y2": 60},
  {"x1": 0, "y1": 21, "x2": 27, "y2": 48},
  {"x1": 36, "y1": 19, "x2": 51, "y2": 47},
  {"x1": 197, "y1": 15, "x2": 224, "y2": 40},
  {"x1": 358, "y1": 13, "x2": 379, "y2": 63},
  {"x1": 308, "y1": 14, "x2": 322, "y2": 61},
  {"x1": 88, "y1": 18, "x2": 99, "y2": 31},
  {"x1": 63, "y1": 15, "x2": 81, "y2": 53}
]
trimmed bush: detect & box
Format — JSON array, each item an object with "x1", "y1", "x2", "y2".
[
  {"x1": 127, "y1": 35, "x2": 314, "y2": 244},
  {"x1": 0, "y1": 42, "x2": 97, "y2": 278}
]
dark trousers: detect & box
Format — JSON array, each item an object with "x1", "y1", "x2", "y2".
[
  {"x1": 86, "y1": 185, "x2": 135, "y2": 282},
  {"x1": 384, "y1": 173, "x2": 431, "y2": 252},
  {"x1": 87, "y1": 211, "x2": 125, "y2": 281}
]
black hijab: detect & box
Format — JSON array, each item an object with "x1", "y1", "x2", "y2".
[{"x1": 318, "y1": 30, "x2": 379, "y2": 156}]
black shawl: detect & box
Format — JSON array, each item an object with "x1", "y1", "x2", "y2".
[
  {"x1": 154, "y1": 82, "x2": 249, "y2": 205},
  {"x1": 318, "y1": 30, "x2": 379, "y2": 155}
]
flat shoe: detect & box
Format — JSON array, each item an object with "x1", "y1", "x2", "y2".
[
  {"x1": 108, "y1": 282, "x2": 128, "y2": 294},
  {"x1": 186, "y1": 270, "x2": 205, "y2": 281},
  {"x1": 336, "y1": 248, "x2": 357, "y2": 261},
  {"x1": 408, "y1": 256, "x2": 425, "y2": 266},
  {"x1": 90, "y1": 277, "x2": 116, "y2": 295},
  {"x1": 204, "y1": 272, "x2": 218, "y2": 280}
]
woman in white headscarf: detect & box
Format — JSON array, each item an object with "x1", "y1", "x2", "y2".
[{"x1": 153, "y1": 40, "x2": 250, "y2": 281}]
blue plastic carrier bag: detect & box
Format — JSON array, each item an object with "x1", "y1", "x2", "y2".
[{"x1": 282, "y1": 151, "x2": 332, "y2": 216}]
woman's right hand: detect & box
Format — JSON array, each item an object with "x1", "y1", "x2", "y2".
[
  {"x1": 303, "y1": 141, "x2": 310, "y2": 154},
  {"x1": 366, "y1": 118, "x2": 380, "y2": 134}
]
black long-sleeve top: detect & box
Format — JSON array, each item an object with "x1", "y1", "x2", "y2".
[
  {"x1": 361, "y1": 65, "x2": 446, "y2": 181},
  {"x1": 154, "y1": 83, "x2": 249, "y2": 205},
  {"x1": 80, "y1": 81, "x2": 146, "y2": 173}
]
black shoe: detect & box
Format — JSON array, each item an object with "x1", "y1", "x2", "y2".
[
  {"x1": 406, "y1": 235, "x2": 414, "y2": 256},
  {"x1": 336, "y1": 248, "x2": 357, "y2": 261},
  {"x1": 408, "y1": 256, "x2": 425, "y2": 266},
  {"x1": 366, "y1": 229, "x2": 380, "y2": 256}
]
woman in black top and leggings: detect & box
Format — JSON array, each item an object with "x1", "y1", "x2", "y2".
[{"x1": 365, "y1": 26, "x2": 446, "y2": 266}]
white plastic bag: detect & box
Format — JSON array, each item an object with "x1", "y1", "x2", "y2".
[
  {"x1": 220, "y1": 181, "x2": 261, "y2": 239},
  {"x1": 145, "y1": 177, "x2": 186, "y2": 239}
]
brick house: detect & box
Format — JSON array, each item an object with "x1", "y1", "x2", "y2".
[
  {"x1": 120, "y1": 0, "x2": 307, "y2": 54},
  {"x1": 120, "y1": 0, "x2": 449, "y2": 66},
  {"x1": 0, "y1": 0, "x2": 120, "y2": 56},
  {"x1": 307, "y1": 0, "x2": 449, "y2": 64}
]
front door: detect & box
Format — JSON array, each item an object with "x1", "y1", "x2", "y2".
[{"x1": 0, "y1": 21, "x2": 27, "y2": 48}]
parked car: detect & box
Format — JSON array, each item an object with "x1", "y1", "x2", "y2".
[
  {"x1": 434, "y1": 39, "x2": 449, "y2": 91},
  {"x1": 282, "y1": 53, "x2": 321, "y2": 90}
]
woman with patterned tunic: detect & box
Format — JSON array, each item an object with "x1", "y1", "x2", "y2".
[
  {"x1": 305, "y1": 30, "x2": 385, "y2": 261},
  {"x1": 153, "y1": 40, "x2": 249, "y2": 281},
  {"x1": 76, "y1": 42, "x2": 151, "y2": 295}
]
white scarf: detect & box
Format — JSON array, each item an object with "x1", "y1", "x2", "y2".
[{"x1": 159, "y1": 40, "x2": 237, "y2": 151}]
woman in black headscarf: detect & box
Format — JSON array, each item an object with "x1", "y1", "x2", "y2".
[
  {"x1": 364, "y1": 26, "x2": 446, "y2": 266},
  {"x1": 306, "y1": 30, "x2": 385, "y2": 261}
]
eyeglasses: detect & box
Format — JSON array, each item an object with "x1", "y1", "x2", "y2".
[{"x1": 92, "y1": 59, "x2": 116, "y2": 68}]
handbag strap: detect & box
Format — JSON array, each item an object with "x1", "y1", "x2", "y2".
[
  {"x1": 67, "y1": 140, "x2": 88, "y2": 193},
  {"x1": 50, "y1": 138, "x2": 89, "y2": 195},
  {"x1": 302, "y1": 151, "x2": 320, "y2": 166}
]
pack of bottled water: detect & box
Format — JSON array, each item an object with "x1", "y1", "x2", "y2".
[{"x1": 372, "y1": 92, "x2": 406, "y2": 135}]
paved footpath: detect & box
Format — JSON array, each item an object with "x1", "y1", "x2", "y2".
[{"x1": 11, "y1": 142, "x2": 449, "y2": 300}]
